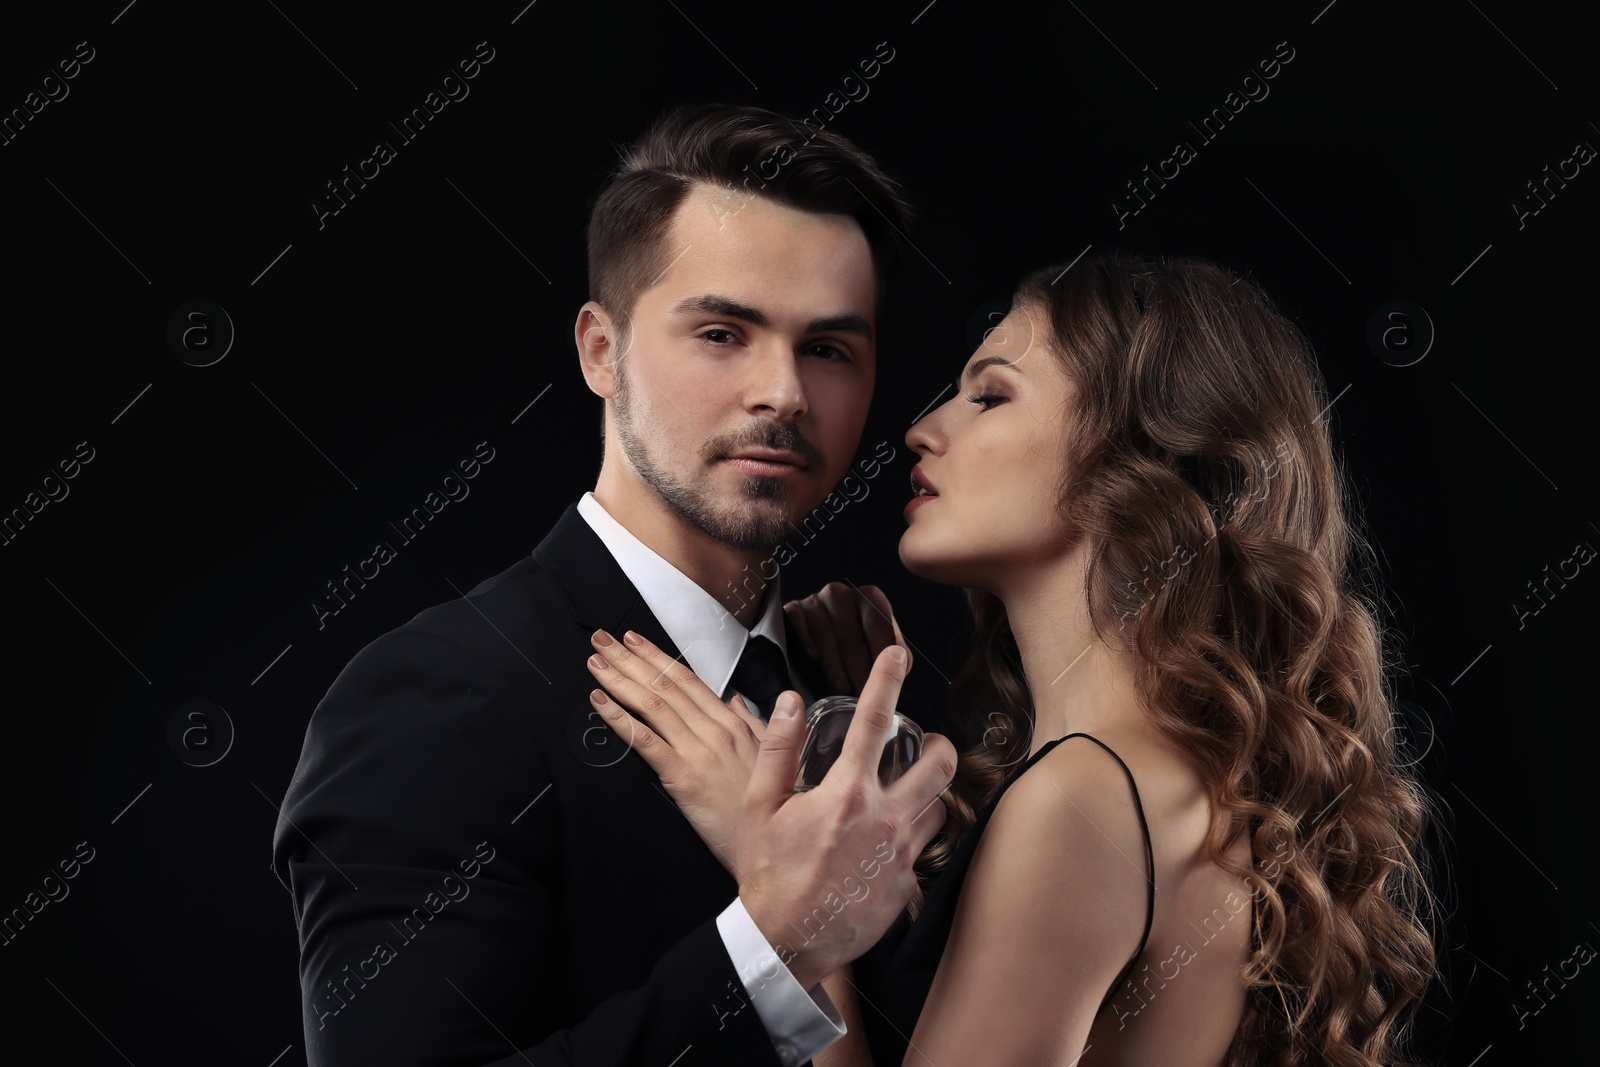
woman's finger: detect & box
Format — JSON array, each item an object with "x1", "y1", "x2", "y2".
[
  {"x1": 588, "y1": 688, "x2": 679, "y2": 777},
  {"x1": 799, "y1": 595, "x2": 853, "y2": 695},
  {"x1": 788, "y1": 597, "x2": 847, "y2": 694},
  {"x1": 820, "y1": 583, "x2": 873, "y2": 692},
  {"x1": 586, "y1": 640, "x2": 694, "y2": 748},
  {"x1": 594, "y1": 628, "x2": 754, "y2": 747},
  {"x1": 783, "y1": 601, "x2": 818, "y2": 662}
]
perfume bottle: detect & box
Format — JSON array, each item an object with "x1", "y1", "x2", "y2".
[{"x1": 793, "y1": 695, "x2": 925, "y2": 792}]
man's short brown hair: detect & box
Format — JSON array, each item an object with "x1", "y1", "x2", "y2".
[{"x1": 586, "y1": 103, "x2": 914, "y2": 352}]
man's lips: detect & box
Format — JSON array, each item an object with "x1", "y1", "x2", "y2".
[{"x1": 724, "y1": 451, "x2": 807, "y2": 477}]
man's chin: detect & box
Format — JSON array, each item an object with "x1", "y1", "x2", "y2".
[
  {"x1": 692, "y1": 499, "x2": 797, "y2": 553},
  {"x1": 720, "y1": 464, "x2": 803, "y2": 502}
]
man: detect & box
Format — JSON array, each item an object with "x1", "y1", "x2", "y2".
[{"x1": 271, "y1": 103, "x2": 956, "y2": 1067}]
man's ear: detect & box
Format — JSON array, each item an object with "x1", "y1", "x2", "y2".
[{"x1": 575, "y1": 301, "x2": 621, "y2": 398}]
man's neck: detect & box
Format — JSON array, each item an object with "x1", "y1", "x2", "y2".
[{"x1": 590, "y1": 484, "x2": 773, "y2": 630}]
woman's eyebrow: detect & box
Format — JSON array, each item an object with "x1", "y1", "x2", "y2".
[{"x1": 962, "y1": 355, "x2": 1025, "y2": 383}]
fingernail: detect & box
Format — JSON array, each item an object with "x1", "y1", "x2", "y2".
[
  {"x1": 774, "y1": 692, "x2": 800, "y2": 718},
  {"x1": 886, "y1": 646, "x2": 907, "y2": 664},
  {"x1": 590, "y1": 689, "x2": 610, "y2": 705},
  {"x1": 588, "y1": 654, "x2": 608, "y2": 670},
  {"x1": 623, "y1": 630, "x2": 645, "y2": 647},
  {"x1": 592, "y1": 629, "x2": 614, "y2": 646}
]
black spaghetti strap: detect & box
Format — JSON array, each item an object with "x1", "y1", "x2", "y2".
[{"x1": 1047, "y1": 732, "x2": 1157, "y2": 1014}]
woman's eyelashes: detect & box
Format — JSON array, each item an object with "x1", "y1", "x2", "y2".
[{"x1": 965, "y1": 392, "x2": 1005, "y2": 411}]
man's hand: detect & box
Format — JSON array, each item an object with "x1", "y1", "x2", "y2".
[
  {"x1": 783, "y1": 582, "x2": 910, "y2": 697},
  {"x1": 734, "y1": 644, "x2": 954, "y2": 991}
]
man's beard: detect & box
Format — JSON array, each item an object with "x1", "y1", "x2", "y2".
[{"x1": 612, "y1": 359, "x2": 801, "y2": 551}]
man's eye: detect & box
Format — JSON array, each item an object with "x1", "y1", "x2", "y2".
[
  {"x1": 698, "y1": 329, "x2": 739, "y2": 345},
  {"x1": 805, "y1": 342, "x2": 850, "y2": 361}
]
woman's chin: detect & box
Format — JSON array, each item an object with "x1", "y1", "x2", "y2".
[
  {"x1": 896, "y1": 535, "x2": 932, "y2": 578},
  {"x1": 897, "y1": 537, "x2": 975, "y2": 588}
]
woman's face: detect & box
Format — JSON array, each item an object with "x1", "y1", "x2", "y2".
[{"x1": 900, "y1": 301, "x2": 1079, "y2": 591}]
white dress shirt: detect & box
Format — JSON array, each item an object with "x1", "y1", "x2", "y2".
[{"x1": 576, "y1": 492, "x2": 845, "y2": 1065}]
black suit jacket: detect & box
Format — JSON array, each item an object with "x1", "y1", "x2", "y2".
[{"x1": 271, "y1": 500, "x2": 925, "y2": 1066}]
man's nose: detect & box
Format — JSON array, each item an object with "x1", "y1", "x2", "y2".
[{"x1": 745, "y1": 346, "x2": 807, "y2": 420}]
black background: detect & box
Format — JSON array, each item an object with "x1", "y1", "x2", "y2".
[{"x1": 2, "y1": 0, "x2": 1593, "y2": 1063}]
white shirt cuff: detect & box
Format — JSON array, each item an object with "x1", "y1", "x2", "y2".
[{"x1": 716, "y1": 897, "x2": 846, "y2": 1065}]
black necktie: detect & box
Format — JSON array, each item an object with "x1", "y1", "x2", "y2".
[{"x1": 726, "y1": 634, "x2": 793, "y2": 722}]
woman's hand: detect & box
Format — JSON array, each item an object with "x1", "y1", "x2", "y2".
[
  {"x1": 585, "y1": 628, "x2": 769, "y2": 876},
  {"x1": 784, "y1": 581, "x2": 911, "y2": 697}
]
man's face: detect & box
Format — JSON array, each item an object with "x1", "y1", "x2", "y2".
[{"x1": 599, "y1": 184, "x2": 878, "y2": 550}]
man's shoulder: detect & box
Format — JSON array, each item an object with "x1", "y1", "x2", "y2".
[
  {"x1": 410, "y1": 550, "x2": 558, "y2": 639},
  {"x1": 355, "y1": 548, "x2": 583, "y2": 694},
  {"x1": 294, "y1": 548, "x2": 592, "y2": 781}
]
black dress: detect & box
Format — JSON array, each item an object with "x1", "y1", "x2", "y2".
[{"x1": 855, "y1": 733, "x2": 1156, "y2": 1065}]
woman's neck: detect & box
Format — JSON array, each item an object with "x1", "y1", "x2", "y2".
[{"x1": 995, "y1": 553, "x2": 1145, "y2": 757}]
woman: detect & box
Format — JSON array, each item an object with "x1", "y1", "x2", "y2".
[{"x1": 585, "y1": 252, "x2": 1437, "y2": 1066}]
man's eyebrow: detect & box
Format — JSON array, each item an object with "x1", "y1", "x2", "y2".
[
  {"x1": 670, "y1": 295, "x2": 768, "y2": 326},
  {"x1": 962, "y1": 354, "x2": 1025, "y2": 383},
  {"x1": 807, "y1": 312, "x2": 874, "y2": 343},
  {"x1": 668, "y1": 295, "x2": 874, "y2": 344}
]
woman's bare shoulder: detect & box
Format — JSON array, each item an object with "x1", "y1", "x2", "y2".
[
  {"x1": 985, "y1": 733, "x2": 1154, "y2": 878},
  {"x1": 1014, "y1": 725, "x2": 1223, "y2": 867}
]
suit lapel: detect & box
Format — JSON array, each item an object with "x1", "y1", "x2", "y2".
[
  {"x1": 533, "y1": 500, "x2": 839, "y2": 711},
  {"x1": 530, "y1": 502, "x2": 684, "y2": 661}
]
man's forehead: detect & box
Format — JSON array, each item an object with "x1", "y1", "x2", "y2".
[
  {"x1": 685, "y1": 182, "x2": 757, "y2": 219},
  {"x1": 643, "y1": 191, "x2": 876, "y2": 319},
  {"x1": 680, "y1": 180, "x2": 792, "y2": 220},
  {"x1": 673, "y1": 180, "x2": 863, "y2": 248}
]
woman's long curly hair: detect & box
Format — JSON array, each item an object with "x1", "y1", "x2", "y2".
[{"x1": 910, "y1": 252, "x2": 1437, "y2": 1066}]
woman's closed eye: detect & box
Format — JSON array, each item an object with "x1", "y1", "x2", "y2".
[{"x1": 965, "y1": 392, "x2": 1006, "y2": 411}]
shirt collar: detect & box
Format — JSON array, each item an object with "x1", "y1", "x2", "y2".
[{"x1": 576, "y1": 492, "x2": 792, "y2": 700}]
